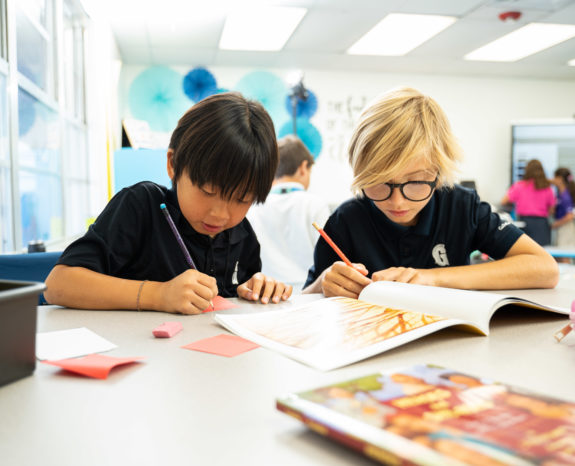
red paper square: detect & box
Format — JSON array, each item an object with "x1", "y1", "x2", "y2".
[
  {"x1": 43, "y1": 354, "x2": 144, "y2": 379},
  {"x1": 182, "y1": 334, "x2": 259, "y2": 357},
  {"x1": 202, "y1": 295, "x2": 239, "y2": 313}
]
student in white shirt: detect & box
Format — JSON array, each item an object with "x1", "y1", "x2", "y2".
[{"x1": 248, "y1": 135, "x2": 331, "y2": 290}]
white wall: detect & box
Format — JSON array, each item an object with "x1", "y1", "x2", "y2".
[
  {"x1": 84, "y1": 19, "x2": 122, "y2": 218},
  {"x1": 119, "y1": 65, "x2": 575, "y2": 207}
]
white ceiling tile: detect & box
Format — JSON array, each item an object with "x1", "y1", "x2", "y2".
[{"x1": 106, "y1": 0, "x2": 575, "y2": 80}]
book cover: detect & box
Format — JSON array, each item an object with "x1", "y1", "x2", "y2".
[
  {"x1": 276, "y1": 363, "x2": 575, "y2": 465},
  {"x1": 215, "y1": 281, "x2": 569, "y2": 371}
]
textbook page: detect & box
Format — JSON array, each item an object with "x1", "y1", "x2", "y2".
[
  {"x1": 216, "y1": 296, "x2": 475, "y2": 371},
  {"x1": 359, "y1": 281, "x2": 569, "y2": 334},
  {"x1": 215, "y1": 282, "x2": 569, "y2": 371},
  {"x1": 359, "y1": 282, "x2": 503, "y2": 334}
]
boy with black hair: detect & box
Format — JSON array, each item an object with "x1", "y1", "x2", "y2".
[{"x1": 46, "y1": 93, "x2": 292, "y2": 314}]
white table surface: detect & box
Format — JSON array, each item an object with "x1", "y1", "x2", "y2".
[{"x1": 1, "y1": 285, "x2": 574, "y2": 466}]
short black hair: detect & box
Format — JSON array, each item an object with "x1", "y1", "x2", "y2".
[
  {"x1": 169, "y1": 92, "x2": 278, "y2": 204},
  {"x1": 275, "y1": 134, "x2": 314, "y2": 178}
]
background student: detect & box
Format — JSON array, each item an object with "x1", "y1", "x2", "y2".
[
  {"x1": 303, "y1": 87, "x2": 558, "y2": 298},
  {"x1": 248, "y1": 135, "x2": 330, "y2": 290},
  {"x1": 45, "y1": 93, "x2": 292, "y2": 314},
  {"x1": 551, "y1": 167, "x2": 575, "y2": 253},
  {"x1": 502, "y1": 159, "x2": 556, "y2": 246}
]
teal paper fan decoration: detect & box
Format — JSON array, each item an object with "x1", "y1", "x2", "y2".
[
  {"x1": 279, "y1": 118, "x2": 322, "y2": 158},
  {"x1": 129, "y1": 66, "x2": 189, "y2": 132},
  {"x1": 183, "y1": 67, "x2": 218, "y2": 102},
  {"x1": 234, "y1": 71, "x2": 288, "y2": 125}
]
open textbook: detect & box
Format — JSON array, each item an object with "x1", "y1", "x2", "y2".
[
  {"x1": 214, "y1": 281, "x2": 569, "y2": 371},
  {"x1": 276, "y1": 363, "x2": 575, "y2": 465}
]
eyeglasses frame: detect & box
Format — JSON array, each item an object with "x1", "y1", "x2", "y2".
[{"x1": 362, "y1": 177, "x2": 438, "y2": 202}]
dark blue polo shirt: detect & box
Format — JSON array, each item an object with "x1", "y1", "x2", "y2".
[
  {"x1": 304, "y1": 185, "x2": 523, "y2": 287},
  {"x1": 57, "y1": 182, "x2": 262, "y2": 297}
]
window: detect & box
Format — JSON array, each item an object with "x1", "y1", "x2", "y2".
[
  {"x1": 16, "y1": 0, "x2": 56, "y2": 97},
  {"x1": 62, "y1": 1, "x2": 85, "y2": 120},
  {"x1": 0, "y1": 0, "x2": 89, "y2": 252},
  {"x1": 0, "y1": 0, "x2": 6, "y2": 60},
  {"x1": 63, "y1": 121, "x2": 88, "y2": 236},
  {"x1": 18, "y1": 88, "x2": 63, "y2": 246},
  {"x1": 0, "y1": 73, "x2": 12, "y2": 251}
]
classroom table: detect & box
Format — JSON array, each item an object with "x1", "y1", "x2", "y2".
[
  {"x1": 545, "y1": 246, "x2": 575, "y2": 261},
  {"x1": 1, "y1": 284, "x2": 575, "y2": 466}
]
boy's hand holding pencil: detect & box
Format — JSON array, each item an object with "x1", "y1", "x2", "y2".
[
  {"x1": 160, "y1": 203, "x2": 217, "y2": 314},
  {"x1": 161, "y1": 269, "x2": 219, "y2": 315},
  {"x1": 312, "y1": 222, "x2": 371, "y2": 299}
]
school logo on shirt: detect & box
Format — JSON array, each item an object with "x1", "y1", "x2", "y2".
[
  {"x1": 432, "y1": 244, "x2": 449, "y2": 266},
  {"x1": 232, "y1": 261, "x2": 239, "y2": 285}
]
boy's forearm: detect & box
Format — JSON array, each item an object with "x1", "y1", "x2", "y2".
[
  {"x1": 45, "y1": 265, "x2": 151, "y2": 310},
  {"x1": 431, "y1": 253, "x2": 559, "y2": 290}
]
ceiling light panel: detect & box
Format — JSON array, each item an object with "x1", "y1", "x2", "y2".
[
  {"x1": 219, "y1": 7, "x2": 307, "y2": 51},
  {"x1": 347, "y1": 13, "x2": 457, "y2": 56},
  {"x1": 465, "y1": 23, "x2": 575, "y2": 62}
]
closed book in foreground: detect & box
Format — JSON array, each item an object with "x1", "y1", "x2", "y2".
[{"x1": 276, "y1": 363, "x2": 575, "y2": 465}]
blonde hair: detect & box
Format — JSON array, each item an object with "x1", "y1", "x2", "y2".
[{"x1": 348, "y1": 87, "x2": 463, "y2": 195}]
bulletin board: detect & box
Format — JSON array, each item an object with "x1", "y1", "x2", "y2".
[{"x1": 113, "y1": 148, "x2": 171, "y2": 194}]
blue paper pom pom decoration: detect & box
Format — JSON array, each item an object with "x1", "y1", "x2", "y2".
[
  {"x1": 128, "y1": 66, "x2": 189, "y2": 132},
  {"x1": 279, "y1": 118, "x2": 322, "y2": 159},
  {"x1": 285, "y1": 89, "x2": 318, "y2": 119},
  {"x1": 234, "y1": 71, "x2": 288, "y2": 126},
  {"x1": 183, "y1": 67, "x2": 218, "y2": 102}
]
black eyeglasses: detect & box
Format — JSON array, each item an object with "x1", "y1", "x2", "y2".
[{"x1": 362, "y1": 177, "x2": 438, "y2": 202}]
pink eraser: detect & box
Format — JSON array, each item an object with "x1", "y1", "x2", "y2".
[{"x1": 153, "y1": 321, "x2": 183, "y2": 338}]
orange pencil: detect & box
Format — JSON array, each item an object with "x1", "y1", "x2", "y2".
[{"x1": 312, "y1": 222, "x2": 368, "y2": 276}]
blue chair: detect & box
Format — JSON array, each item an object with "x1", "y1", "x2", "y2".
[{"x1": 0, "y1": 252, "x2": 62, "y2": 304}]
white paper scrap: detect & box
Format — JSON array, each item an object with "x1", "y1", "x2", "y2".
[{"x1": 36, "y1": 327, "x2": 117, "y2": 361}]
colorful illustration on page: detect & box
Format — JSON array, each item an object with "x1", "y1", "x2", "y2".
[
  {"x1": 233, "y1": 297, "x2": 445, "y2": 351},
  {"x1": 298, "y1": 364, "x2": 575, "y2": 464}
]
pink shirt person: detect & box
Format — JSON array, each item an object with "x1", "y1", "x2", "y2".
[{"x1": 506, "y1": 180, "x2": 555, "y2": 217}]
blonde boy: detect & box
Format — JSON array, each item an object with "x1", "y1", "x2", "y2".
[{"x1": 303, "y1": 87, "x2": 558, "y2": 297}]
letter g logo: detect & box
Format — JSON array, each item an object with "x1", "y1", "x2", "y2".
[{"x1": 432, "y1": 244, "x2": 449, "y2": 266}]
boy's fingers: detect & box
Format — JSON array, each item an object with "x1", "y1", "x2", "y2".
[
  {"x1": 248, "y1": 273, "x2": 265, "y2": 300},
  {"x1": 328, "y1": 265, "x2": 370, "y2": 293},
  {"x1": 334, "y1": 262, "x2": 371, "y2": 283},
  {"x1": 373, "y1": 267, "x2": 416, "y2": 283},
  {"x1": 236, "y1": 283, "x2": 251, "y2": 301},
  {"x1": 271, "y1": 281, "x2": 288, "y2": 303},
  {"x1": 198, "y1": 273, "x2": 218, "y2": 290},
  {"x1": 260, "y1": 277, "x2": 277, "y2": 304},
  {"x1": 180, "y1": 297, "x2": 208, "y2": 315},
  {"x1": 193, "y1": 282, "x2": 216, "y2": 301},
  {"x1": 281, "y1": 284, "x2": 293, "y2": 301},
  {"x1": 352, "y1": 263, "x2": 369, "y2": 277},
  {"x1": 323, "y1": 279, "x2": 359, "y2": 299}
]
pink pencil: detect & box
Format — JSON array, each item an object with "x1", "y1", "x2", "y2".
[{"x1": 312, "y1": 222, "x2": 368, "y2": 276}]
